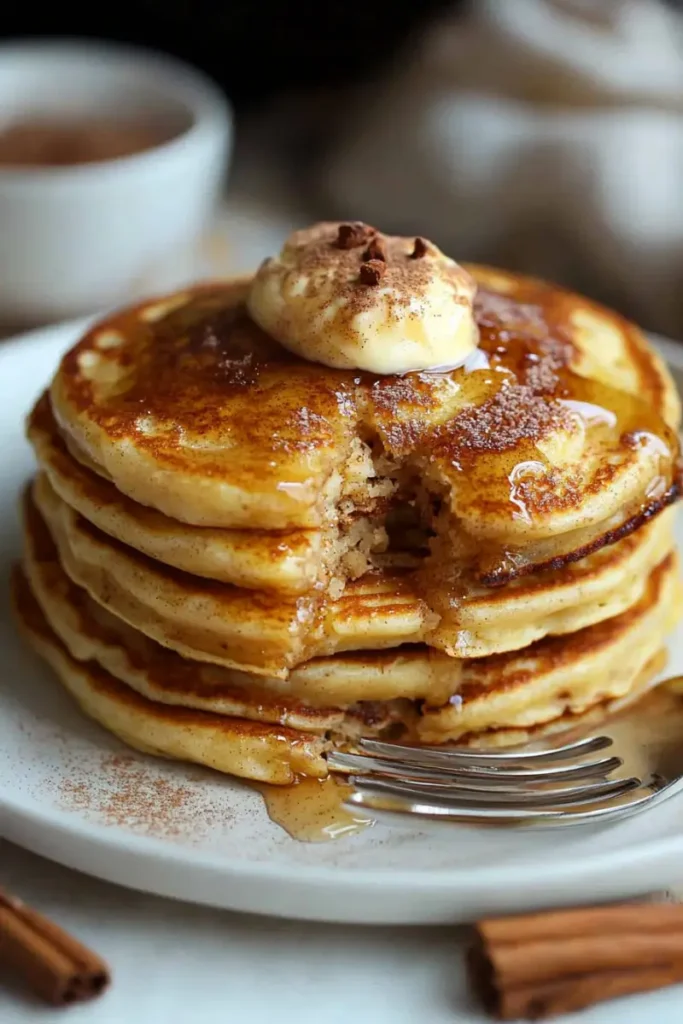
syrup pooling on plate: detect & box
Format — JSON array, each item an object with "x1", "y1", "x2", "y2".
[{"x1": 254, "y1": 777, "x2": 373, "y2": 842}]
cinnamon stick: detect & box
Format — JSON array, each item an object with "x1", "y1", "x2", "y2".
[
  {"x1": 468, "y1": 903, "x2": 683, "y2": 1020},
  {"x1": 0, "y1": 886, "x2": 110, "y2": 1006}
]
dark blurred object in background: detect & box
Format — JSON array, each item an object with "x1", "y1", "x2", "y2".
[{"x1": 0, "y1": 1, "x2": 461, "y2": 110}]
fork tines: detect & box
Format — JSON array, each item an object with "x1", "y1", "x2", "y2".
[{"x1": 327, "y1": 735, "x2": 660, "y2": 828}]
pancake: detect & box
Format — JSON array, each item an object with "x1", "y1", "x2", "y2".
[
  {"x1": 438, "y1": 649, "x2": 671, "y2": 753},
  {"x1": 31, "y1": 473, "x2": 428, "y2": 676},
  {"x1": 419, "y1": 552, "x2": 682, "y2": 747},
  {"x1": 29, "y1": 394, "x2": 677, "y2": 618},
  {"x1": 23, "y1": 492, "x2": 458, "y2": 709},
  {"x1": 11, "y1": 567, "x2": 329, "y2": 784},
  {"x1": 12, "y1": 547, "x2": 680, "y2": 783},
  {"x1": 21, "y1": 484, "x2": 683, "y2": 751},
  {"x1": 442, "y1": 506, "x2": 675, "y2": 657},
  {"x1": 28, "y1": 394, "x2": 327, "y2": 594},
  {"x1": 32, "y1": 473, "x2": 677, "y2": 673},
  {"x1": 49, "y1": 266, "x2": 681, "y2": 597}
]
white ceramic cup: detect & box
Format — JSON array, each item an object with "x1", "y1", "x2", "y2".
[{"x1": 0, "y1": 39, "x2": 233, "y2": 322}]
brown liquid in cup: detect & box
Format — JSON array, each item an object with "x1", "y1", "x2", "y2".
[{"x1": 0, "y1": 117, "x2": 180, "y2": 167}]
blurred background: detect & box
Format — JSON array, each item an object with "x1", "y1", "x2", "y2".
[{"x1": 2, "y1": 0, "x2": 683, "y2": 337}]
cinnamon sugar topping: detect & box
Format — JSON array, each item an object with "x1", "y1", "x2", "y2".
[{"x1": 442, "y1": 385, "x2": 575, "y2": 455}]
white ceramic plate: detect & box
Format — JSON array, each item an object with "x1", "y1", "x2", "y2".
[{"x1": 1, "y1": 320, "x2": 683, "y2": 926}]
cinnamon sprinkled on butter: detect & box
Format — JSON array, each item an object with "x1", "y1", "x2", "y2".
[{"x1": 247, "y1": 221, "x2": 480, "y2": 373}]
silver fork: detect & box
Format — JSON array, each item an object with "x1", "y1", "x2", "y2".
[{"x1": 327, "y1": 689, "x2": 683, "y2": 828}]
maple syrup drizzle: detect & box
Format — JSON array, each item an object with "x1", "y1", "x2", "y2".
[
  {"x1": 254, "y1": 776, "x2": 373, "y2": 843},
  {"x1": 60, "y1": 276, "x2": 680, "y2": 646},
  {"x1": 71, "y1": 279, "x2": 679, "y2": 536}
]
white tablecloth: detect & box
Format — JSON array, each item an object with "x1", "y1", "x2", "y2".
[{"x1": 2, "y1": 839, "x2": 683, "y2": 1024}]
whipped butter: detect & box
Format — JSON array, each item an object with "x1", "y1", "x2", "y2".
[{"x1": 247, "y1": 222, "x2": 479, "y2": 374}]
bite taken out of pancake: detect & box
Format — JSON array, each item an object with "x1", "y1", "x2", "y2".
[
  {"x1": 14, "y1": 491, "x2": 682, "y2": 783},
  {"x1": 49, "y1": 259, "x2": 681, "y2": 597}
]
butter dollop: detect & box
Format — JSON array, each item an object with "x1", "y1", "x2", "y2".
[{"x1": 247, "y1": 222, "x2": 479, "y2": 374}]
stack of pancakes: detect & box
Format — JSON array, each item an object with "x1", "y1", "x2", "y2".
[{"x1": 13, "y1": 236, "x2": 683, "y2": 785}]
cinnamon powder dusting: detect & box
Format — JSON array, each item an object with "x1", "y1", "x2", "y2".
[{"x1": 56, "y1": 752, "x2": 224, "y2": 841}]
